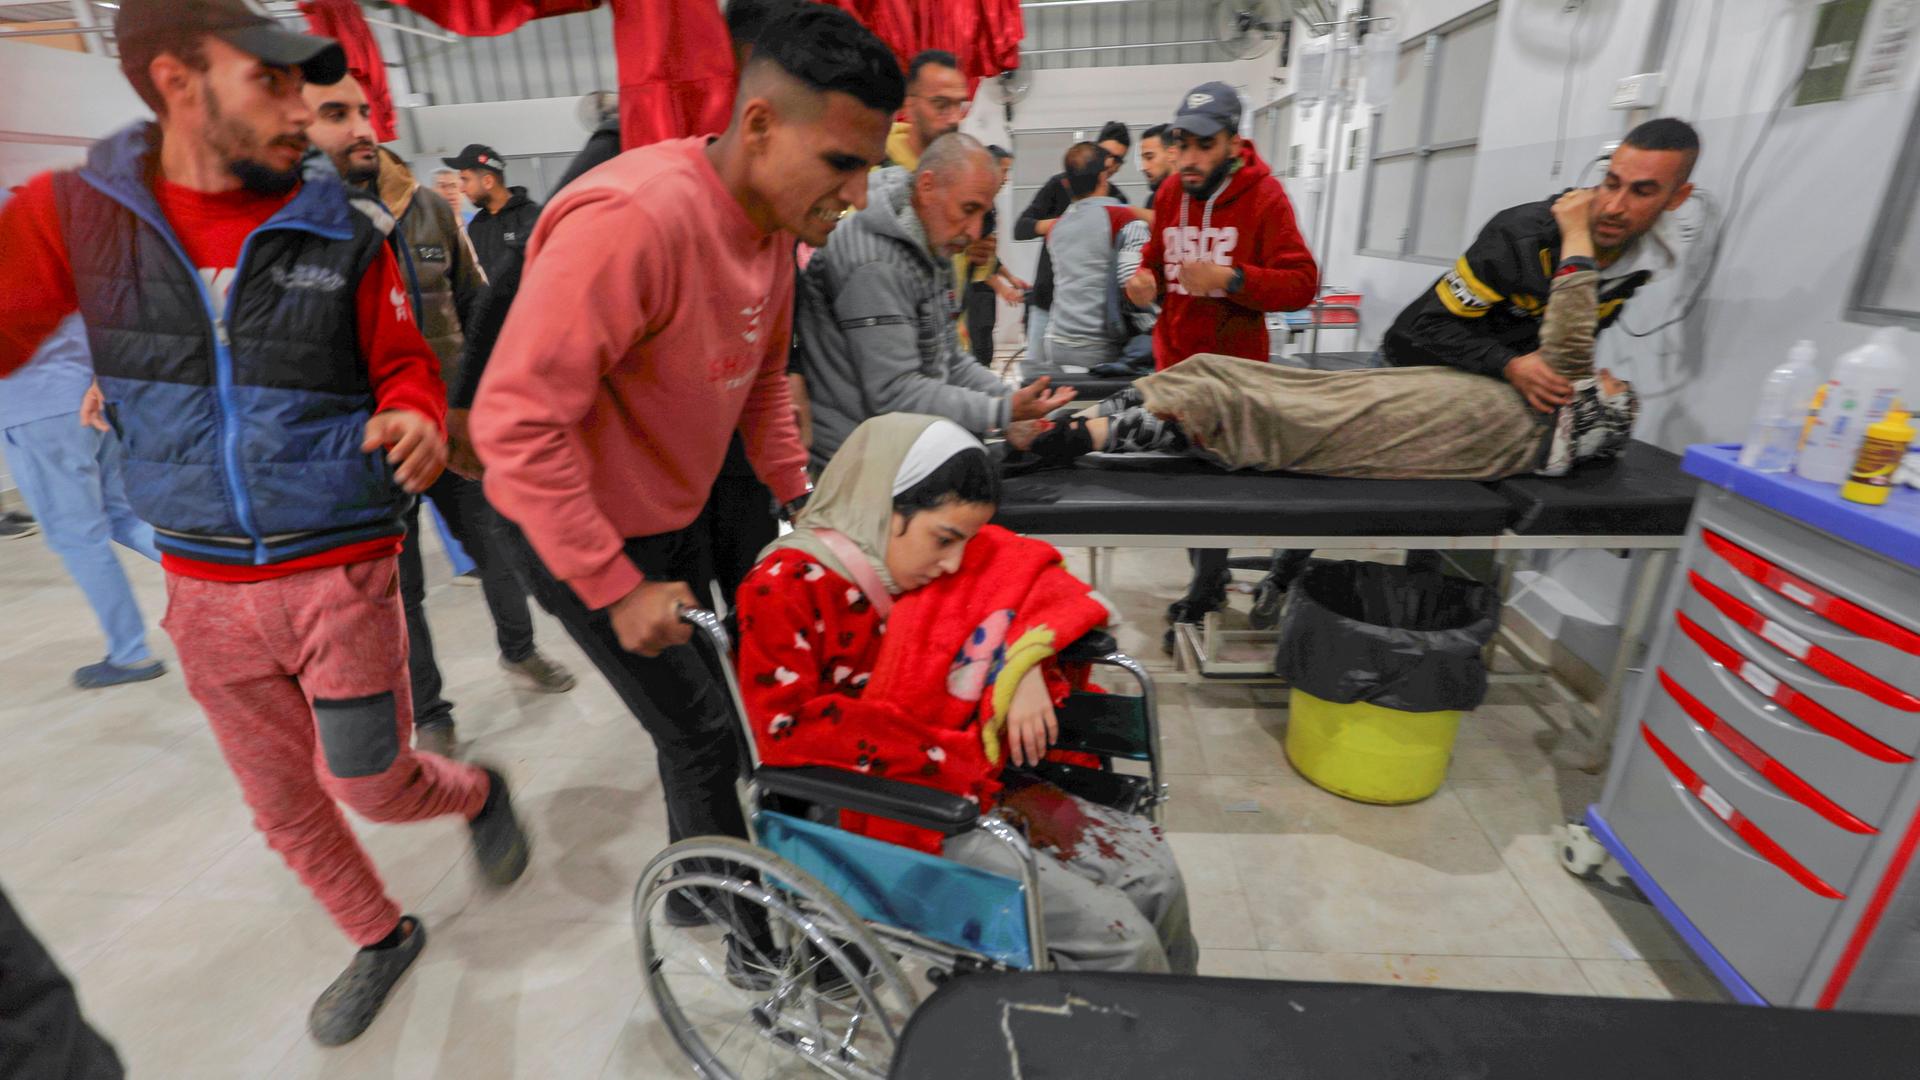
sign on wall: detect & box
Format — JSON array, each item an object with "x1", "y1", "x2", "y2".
[
  {"x1": 1798, "y1": 0, "x2": 1872, "y2": 105},
  {"x1": 1852, "y1": 0, "x2": 1916, "y2": 96}
]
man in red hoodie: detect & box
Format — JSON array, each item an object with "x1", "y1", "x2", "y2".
[
  {"x1": 1126, "y1": 81, "x2": 1318, "y2": 369},
  {"x1": 1124, "y1": 81, "x2": 1320, "y2": 649},
  {"x1": 471, "y1": 6, "x2": 902, "y2": 877}
]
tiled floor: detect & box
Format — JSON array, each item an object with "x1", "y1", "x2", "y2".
[{"x1": 0, "y1": 531, "x2": 1723, "y2": 1077}]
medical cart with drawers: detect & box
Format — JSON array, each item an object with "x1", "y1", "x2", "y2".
[{"x1": 1571, "y1": 444, "x2": 1920, "y2": 1011}]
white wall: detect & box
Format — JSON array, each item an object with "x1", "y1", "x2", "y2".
[
  {"x1": 0, "y1": 40, "x2": 148, "y2": 187},
  {"x1": 398, "y1": 95, "x2": 589, "y2": 161}
]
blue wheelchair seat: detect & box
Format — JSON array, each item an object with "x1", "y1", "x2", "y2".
[{"x1": 755, "y1": 811, "x2": 1035, "y2": 969}]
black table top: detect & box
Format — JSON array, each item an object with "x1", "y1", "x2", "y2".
[
  {"x1": 1495, "y1": 440, "x2": 1698, "y2": 536},
  {"x1": 996, "y1": 459, "x2": 1514, "y2": 538},
  {"x1": 889, "y1": 972, "x2": 1920, "y2": 1079},
  {"x1": 994, "y1": 443, "x2": 1694, "y2": 540}
]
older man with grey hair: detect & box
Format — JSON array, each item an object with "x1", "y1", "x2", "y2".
[{"x1": 797, "y1": 133, "x2": 1075, "y2": 470}]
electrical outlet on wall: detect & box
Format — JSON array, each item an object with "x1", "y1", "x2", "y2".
[{"x1": 1610, "y1": 72, "x2": 1664, "y2": 110}]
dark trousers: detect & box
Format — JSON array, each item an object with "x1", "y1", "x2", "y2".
[
  {"x1": 1183, "y1": 549, "x2": 1232, "y2": 608},
  {"x1": 0, "y1": 885, "x2": 124, "y2": 1080},
  {"x1": 706, "y1": 472, "x2": 779, "y2": 611},
  {"x1": 505, "y1": 521, "x2": 749, "y2": 845},
  {"x1": 708, "y1": 432, "x2": 780, "y2": 615},
  {"x1": 399, "y1": 470, "x2": 536, "y2": 729},
  {"x1": 965, "y1": 280, "x2": 998, "y2": 368}
]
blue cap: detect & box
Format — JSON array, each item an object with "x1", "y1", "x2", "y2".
[{"x1": 1172, "y1": 81, "x2": 1242, "y2": 137}]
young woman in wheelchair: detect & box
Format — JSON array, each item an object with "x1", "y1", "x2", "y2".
[{"x1": 735, "y1": 413, "x2": 1198, "y2": 974}]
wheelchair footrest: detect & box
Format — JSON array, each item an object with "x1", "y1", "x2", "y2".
[{"x1": 1026, "y1": 761, "x2": 1156, "y2": 816}]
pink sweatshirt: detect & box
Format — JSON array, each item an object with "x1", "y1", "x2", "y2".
[{"x1": 473, "y1": 137, "x2": 810, "y2": 610}]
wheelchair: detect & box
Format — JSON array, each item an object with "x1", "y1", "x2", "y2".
[{"x1": 633, "y1": 609, "x2": 1166, "y2": 1079}]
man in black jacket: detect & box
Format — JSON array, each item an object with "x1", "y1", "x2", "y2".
[
  {"x1": 445, "y1": 143, "x2": 541, "y2": 282},
  {"x1": 1380, "y1": 117, "x2": 1696, "y2": 412}
]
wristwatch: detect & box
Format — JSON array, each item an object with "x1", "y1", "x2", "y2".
[
  {"x1": 779, "y1": 491, "x2": 811, "y2": 523},
  {"x1": 1226, "y1": 265, "x2": 1246, "y2": 294}
]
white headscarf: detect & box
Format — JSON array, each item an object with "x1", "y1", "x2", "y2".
[{"x1": 761, "y1": 414, "x2": 986, "y2": 596}]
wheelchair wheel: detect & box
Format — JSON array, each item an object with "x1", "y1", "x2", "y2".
[{"x1": 635, "y1": 836, "x2": 918, "y2": 1079}]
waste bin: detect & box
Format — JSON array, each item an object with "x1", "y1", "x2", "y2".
[{"x1": 1274, "y1": 560, "x2": 1500, "y2": 804}]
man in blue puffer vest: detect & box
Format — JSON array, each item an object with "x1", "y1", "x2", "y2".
[{"x1": 0, "y1": 0, "x2": 531, "y2": 1048}]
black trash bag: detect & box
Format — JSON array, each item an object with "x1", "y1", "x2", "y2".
[{"x1": 1274, "y1": 559, "x2": 1501, "y2": 713}]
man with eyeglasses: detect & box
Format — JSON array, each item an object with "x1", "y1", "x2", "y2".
[{"x1": 885, "y1": 50, "x2": 970, "y2": 171}]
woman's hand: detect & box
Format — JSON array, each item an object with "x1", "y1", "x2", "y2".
[{"x1": 1005, "y1": 665, "x2": 1059, "y2": 768}]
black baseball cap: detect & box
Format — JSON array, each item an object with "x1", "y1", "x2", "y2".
[
  {"x1": 1172, "y1": 81, "x2": 1243, "y2": 137},
  {"x1": 442, "y1": 144, "x2": 507, "y2": 177},
  {"x1": 117, "y1": 0, "x2": 348, "y2": 86}
]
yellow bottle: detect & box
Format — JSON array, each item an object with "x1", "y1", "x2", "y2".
[{"x1": 1841, "y1": 410, "x2": 1915, "y2": 505}]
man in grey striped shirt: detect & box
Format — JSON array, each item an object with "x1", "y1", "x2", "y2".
[{"x1": 796, "y1": 133, "x2": 1075, "y2": 471}]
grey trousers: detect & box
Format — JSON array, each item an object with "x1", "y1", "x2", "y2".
[{"x1": 944, "y1": 782, "x2": 1199, "y2": 975}]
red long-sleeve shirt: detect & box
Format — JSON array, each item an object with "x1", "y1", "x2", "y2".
[
  {"x1": 1141, "y1": 139, "x2": 1319, "y2": 369},
  {"x1": 0, "y1": 172, "x2": 446, "y2": 581}
]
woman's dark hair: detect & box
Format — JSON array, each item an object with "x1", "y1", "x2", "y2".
[
  {"x1": 1097, "y1": 121, "x2": 1132, "y2": 149},
  {"x1": 892, "y1": 448, "x2": 1000, "y2": 526}
]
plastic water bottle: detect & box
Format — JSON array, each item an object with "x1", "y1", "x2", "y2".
[
  {"x1": 1797, "y1": 328, "x2": 1909, "y2": 485},
  {"x1": 1738, "y1": 340, "x2": 1820, "y2": 472}
]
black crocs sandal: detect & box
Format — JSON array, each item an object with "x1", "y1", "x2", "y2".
[{"x1": 308, "y1": 916, "x2": 426, "y2": 1046}]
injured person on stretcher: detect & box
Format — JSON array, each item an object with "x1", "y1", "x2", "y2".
[
  {"x1": 735, "y1": 413, "x2": 1199, "y2": 974},
  {"x1": 1012, "y1": 193, "x2": 1636, "y2": 481}
]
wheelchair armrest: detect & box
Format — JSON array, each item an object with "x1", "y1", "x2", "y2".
[
  {"x1": 754, "y1": 766, "x2": 979, "y2": 837},
  {"x1": 1060, "y1": 630, "x2": 1119, "y2": 662}
]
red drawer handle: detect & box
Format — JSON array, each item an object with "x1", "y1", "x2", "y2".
[
  {"x1": 1658, "y1": 669, "x2": 1874, "y2": 834},
  {"x1": 1689, "y1": 572, "x2": 1920, "y2": 712},
  {"x1": 1639, "y1": 723, "x2": 1845, "y2": 900},
  {"x1": 1675, "y1": 611, "x2": 1911, "y2": 764},
  {"x1": 1703, "y1": 531, "x2": 1920, "y2": 656}
]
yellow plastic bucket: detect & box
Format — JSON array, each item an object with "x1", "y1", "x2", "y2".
[{"x1": 1284, "y1": 688, "x2": 1463, "y2": 805}]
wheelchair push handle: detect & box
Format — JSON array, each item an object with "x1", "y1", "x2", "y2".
[
  {"x1": 675, "y1": 605, "x2": 730, "y2": 654},
  {"x1": 676, "y1": 606, "x2": 761, "y2": 772}
]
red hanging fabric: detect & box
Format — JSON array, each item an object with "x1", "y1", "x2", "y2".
[
  {"x1": 975, "y1": 0, "x2": 1023, "y2": 76},
  {"x1": 384, "y1": 0, "x2": 1024, "y2": 148},
  {"x1": 299, "y1": 0, "x2": 398, "y2": 141},
  {"x1": 383, "y1": 0, "x2": 600, "y2": 36},
  {"x1": 607, "y1": 0, "x2": 736, "y2": 148}
]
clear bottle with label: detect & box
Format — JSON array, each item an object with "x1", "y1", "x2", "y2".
[
  {"x1": 1796, "y1": 328, "x2": 1909, "y2": 485},
  {"x1": 1738, "y1": 340, "x2": 1820, "y2": 472}
]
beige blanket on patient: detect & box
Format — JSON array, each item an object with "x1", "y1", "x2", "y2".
[{"x1": 1132, "y1": 271, "x2": 1600, "y2": 480}]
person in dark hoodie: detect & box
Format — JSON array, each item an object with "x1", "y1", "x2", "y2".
[
  {"x1": 1123, "y1": 81, "x2": 1319, "y2": 650},
  {"x1": 446, "y1": 143, "x2": 540, "y2": 282}
]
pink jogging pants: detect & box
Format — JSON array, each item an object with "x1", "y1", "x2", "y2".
[{"x1": 162, "y1": 557, "x2": 489, "y2": 946}]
